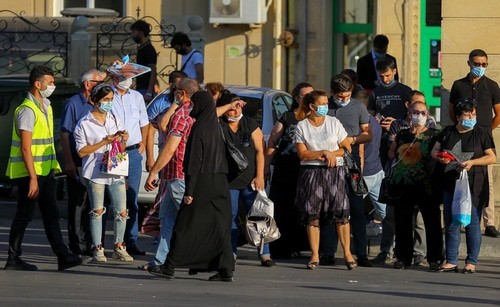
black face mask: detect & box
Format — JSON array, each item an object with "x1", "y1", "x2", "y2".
[
  {"x1": 178, "y1": 47, "x2": 188, "y2": 55},
  {"x1": 133, "y1": 37, "x2": 141, "y2": 44}
]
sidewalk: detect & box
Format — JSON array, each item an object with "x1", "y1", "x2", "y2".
[{"x1": 0, "y1": 196, "x2": 499, "y2": 259}]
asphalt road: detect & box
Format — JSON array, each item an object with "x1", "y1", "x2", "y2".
[{"x1": 0, "y1": 216, "x2": 499, "y2": 307}]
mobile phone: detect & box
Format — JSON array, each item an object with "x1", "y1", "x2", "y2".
[
  {"x1": 436, "y1": 151, "x2": 455, "y2": 161},
  {"x1": 152, "y1": 179, "x2": 161, "y2": 187}
]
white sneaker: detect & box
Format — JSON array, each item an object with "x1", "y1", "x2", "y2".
[
  {"x1": 93, "y1": 247, "x2": 107, "y2": 262},
  {"x1": 112, "y1": 246, "x2": 134, "y2": 262}
]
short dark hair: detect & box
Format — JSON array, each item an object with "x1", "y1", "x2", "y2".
[
  {"x1": 168, "y1": 70, "x2": 187, "y2": 84},
  {"x1": 291, "y1": 82, "x2": 313, "y2": 109},
  {"x1": 469, "y1": 49, "x2": 488, "y2": 60},
  {"x1": 340, "y1": 69, "x2": 358, "y2": 85},
  {"x1": 171, "y1": 32, "x2": 191, "y2": 47},
  {"x1": 131, "y1": 20, "x2": 151, "y2": 37},
  {"x1": 375, "y1": 57, "x2": 396, "y2": 72},
  {"x1": 90, "y1": 83, "x2": 113, "y2": 103},
  {"x1": 330, "y1": 74, "x2": 353, "y2": 93},
  {"x1": 454, "y1": 98, "x2": 476, "y2": 118},
  {"x1": 373, "y1": 34, "x2": 389, "y2": 50},
  {"x1": 29, "y1": 66, "x2": 54, "y2": 87},
  {"x1": 216, "y1": 92, "x2": 240, "y2": 107},
  {"x1": 407, "y1": 90, "x2": 425, "y2": 103}
]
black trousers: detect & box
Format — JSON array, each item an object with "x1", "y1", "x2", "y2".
[
  {"x1": 8, "y1": 173, "x2": 68, "y2": 259},
  {"x1": 66, "y1": 175, "x2": 91, "y2": 253},
  {"x1": 394, "y1": 192, "x2": 443, "y2": 265}
]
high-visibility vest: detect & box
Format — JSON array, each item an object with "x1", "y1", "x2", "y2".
[{"x1": 6, "y1": 97, "x2": 61, "y2": 179}]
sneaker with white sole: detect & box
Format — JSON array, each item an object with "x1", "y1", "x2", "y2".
[
  {"x1": 112, "y1": 246, "x2": 134, "y2": 262},
  {"x1": 93, "y1": 247, "x2": 107, "y2": 262}
]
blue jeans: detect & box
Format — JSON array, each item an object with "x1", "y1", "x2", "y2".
[
  {"x1": 443, "y1": 190, "x2": 482, "y2": 265},
  {"x1": 152, "y1": 179, "x2": 185, "y2": 265},
  {"x1": 230, "y1": 187, "x2": 270, "y2": 258},
  {"x1": 85, "y1": 179, "x2": 127, "y2": 247},
  {"x1": 125, "y1": 148, "x2": 143, "y2": 246},
  {"x1": 363, "y1": 169, "x2": 394, "y2": 254}
]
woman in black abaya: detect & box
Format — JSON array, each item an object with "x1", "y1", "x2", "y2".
[{"x1": 152, "y1": 91, "x2": 234, "y2": 281}]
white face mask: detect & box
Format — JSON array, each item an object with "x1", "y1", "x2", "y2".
[
  {"x1": 411, "y1": 114, "x2": 427, "y2": 127},
  {"x1": 40, "y1": 84, "x2": 56, "y2": 98},
  {"x1": 227, "y1": 113, "x2": 243, "y2": 122},
  {"x1": 117, "y1": 78, "x2": 132, "y2": 90}
]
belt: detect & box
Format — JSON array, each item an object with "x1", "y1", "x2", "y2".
[{"x1": 126, "y1": 143, "x2": 140, "y2": 151}]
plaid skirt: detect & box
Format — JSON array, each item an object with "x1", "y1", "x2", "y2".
[{"x1": 294, "y1": 165, "x2": 350, "y2": 225}]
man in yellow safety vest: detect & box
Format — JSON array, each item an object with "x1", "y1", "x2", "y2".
[{"x1": 4, "y1": 66, "x2": 82, "y2": 271}]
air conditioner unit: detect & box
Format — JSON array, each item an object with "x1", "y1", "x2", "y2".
[{"x1": 209, "y1": 0, "x2": 268, "y2": 24}]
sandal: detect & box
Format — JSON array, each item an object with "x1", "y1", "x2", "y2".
[
  {"x1": 137, "y1": 262, "x2": 152, "y2": 271},
  {"x1": 345, "y1": 260, "x2": 357, "y2": 270},
  {"x1": 307, "y1": 262, "x2": 319, "y2": 270}
]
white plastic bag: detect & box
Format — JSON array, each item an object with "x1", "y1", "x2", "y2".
[
  {"x1": 248, "y1": 189, "x2": 274, "y2": 217},
  {"x1": 452, "y1": 170, "x2": 472, "y2": 227},
  {"x1": 245, "y1": 190, "x2": 280, "y2": 253}
]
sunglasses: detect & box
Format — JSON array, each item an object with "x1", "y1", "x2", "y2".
[{"x1": 472, "y1": 62, "x2": 488, "y2": 68}]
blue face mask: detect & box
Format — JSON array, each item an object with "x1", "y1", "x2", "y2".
[
  {"x1": 471, "y1": 66, "x2": 486, "y2": 78},
  {"x1": 462, "y1": 118, "x2": 476, "y2": 129},
  {"x1": 381, "y1": 78, "x2": 396, "y2": 88},
  {"x1": 98, "y1": 101, "x2": 113, "y2": 113},
  {"x1": 334, "y1": 98, "x2": 350, "y2": 107},
  {"x1": 315, "y1": 105, "x2": 329, "y2": 117}
]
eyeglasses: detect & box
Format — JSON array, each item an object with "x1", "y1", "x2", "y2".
[
  {"x1": 472, "y1": 62, "x2": 488, "y2": 68},
  {"x1": 411, "y1": 110, "x2": 428, "y2": 116}
]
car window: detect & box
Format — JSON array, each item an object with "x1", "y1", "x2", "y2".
[
  {"x1": 239, "y1": 96, "x2": 263, "y2": 127},
  {"x1": 272, "y1": 94, "x2": 292, "y2": 122}
]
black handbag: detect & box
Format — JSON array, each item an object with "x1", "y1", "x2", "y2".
[
  {"x1": 344, "y1": 149, "x2": 369, "y2": 196},
  {"x1": 378, "y1": 165, "x2": 402, "y2": 203},
  {"x1": 219, "y1": 122, "x2": 249, "y2": 172}
]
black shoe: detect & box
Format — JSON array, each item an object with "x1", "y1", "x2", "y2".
[
  {"x1": 260, "y1": 259, "x2": 276, "y2": 267},
  {"x1": 4, "y1": 258, "x2": 38, "y2": 271},
  {"x1": 370, "y1": 252, "x2": 388, "y2": 265},
  {"x1": 127, "y1": 245, "x2": 146, "y2": 256},
  {"x1": 58, "y1": 253, "x2": 82, "y2": 271},
  {"x1": 208, "y1": 273, "x2": 234, "y2": 282},
  {"x1": 484, "y1": 226, "x2": 500, "y2": 238},
  {"x1": 462, "y1": 267, "x2": 476, "y2": 274},
  {"x1": 393, "y1": 260, "x2": 407, "y2": 270},
  {"x1": 429, "y1": 262, "x2": 441, "y2": 271},
  {"x1": 319, "y1": 256, "x2": 335, "y2": 266},
  {"x1": 148, "y1": 264, "x2": 175, "y2": 280},
  {"x1": 357, "y1": 256, "x2": 373, "y2": 267}
]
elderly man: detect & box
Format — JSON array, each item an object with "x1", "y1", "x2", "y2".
[{"x1": 110, "y1": 72, "x2": 150, "y2": 255}]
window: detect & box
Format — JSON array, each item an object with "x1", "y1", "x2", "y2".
[
  {"x1": 332, "y1": 0, "x2": 374, "y2": 73},
  {"x1": 272, "y1": 95, "x2": 292, "y2": 123},
  {"x1": 64, "y1": 0, "x2": 124, "y2": 16}
]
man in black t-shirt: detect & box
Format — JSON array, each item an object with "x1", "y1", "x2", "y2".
[
  {"x1": 367, "y1": 57, "x2": 412, "y2": 166},
  {"x1": 448, "y1": 49, "x2": 500, "y2": 238},
  {"x1": 131, "y1": 20, "x2": 158, "y2": 103}
]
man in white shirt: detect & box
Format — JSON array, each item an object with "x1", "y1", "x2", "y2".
[{"x1": 110, "y1": 73, "x2": 150, "y2": 255}]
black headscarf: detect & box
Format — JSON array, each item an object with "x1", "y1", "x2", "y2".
[{"x1": 183, "y1": 91, "x2": 228, "y2": 180}]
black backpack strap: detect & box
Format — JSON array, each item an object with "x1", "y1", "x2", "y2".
[{"x1": 180, "y1": 50, "x2": 200, "y2": 72}]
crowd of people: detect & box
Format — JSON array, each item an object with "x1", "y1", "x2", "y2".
[{"x1": 3, "y1": 30, "x2": 499, "y2": 281}]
